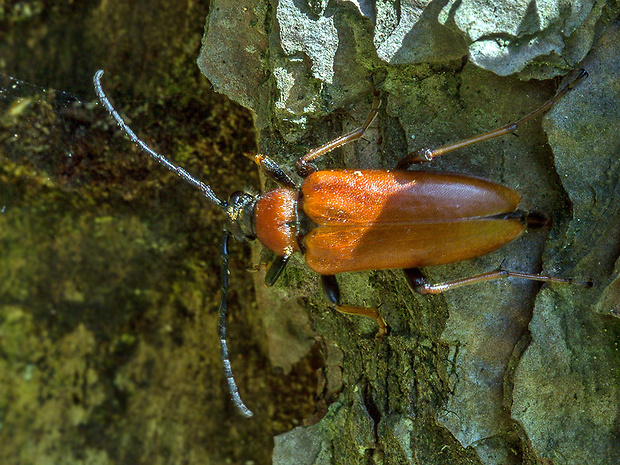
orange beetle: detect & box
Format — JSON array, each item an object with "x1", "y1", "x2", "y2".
[{"x1": 94, "y1": 69, "x2": 589, "y2": 417}]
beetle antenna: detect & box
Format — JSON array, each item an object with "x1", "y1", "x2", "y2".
[
  {"x1": 219, "y1": 230, "x2": 254, "y2": 417},
  {"x1": 93, "y1": 70, "x2": 226, "y2": 210}
]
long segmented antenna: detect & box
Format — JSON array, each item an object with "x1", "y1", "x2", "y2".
[
  {"x1": 95, "y1": 70, "x2": 252, "y2": 416},
  {"x1": 219, "y1": 231, "x2": 254, "y2": 417},
  {"x1": 93, "y1": 70, "x2": 225, "y2": 210}
]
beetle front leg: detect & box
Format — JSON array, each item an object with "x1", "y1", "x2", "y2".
[
  {"x1": 403, "y1": 266, "x2": 592, "y2": 295},
  {"x1": 321, "y1": 275, "x2": 388, "y2": 338},
  {"x1": 264, "y1": 254, "x2": 290, "y2": 287},
  {"x1": 296, "y1": 83, "x2": 381, "y2": 177},
  {"x1": 248, "y1": 154, "x2": 297, "y2": 189}
]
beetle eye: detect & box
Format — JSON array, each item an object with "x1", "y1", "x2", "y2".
[{"x1": 226, "y1": 192, "x2": 257, "y2": 242}]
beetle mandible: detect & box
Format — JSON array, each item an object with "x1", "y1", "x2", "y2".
[{"x1": 93, "y1": 69, "x2": 590, "y2": 417}]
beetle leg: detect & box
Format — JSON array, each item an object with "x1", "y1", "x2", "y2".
[
  {"x1": 264, "y1": 254, "x2": 290, "y2": 287},
  {"x1": 321, "y1": 275, "x2": 388, "y2": 338},
  {"x1": 248, "y1": 154, "x2": 297, "y2": 189},
  {"x1": 396, "y1": 69, "x2": 588, "y2": 169},
  {"x1": 403, "y1": 266, "x2": 592, "y2": 295},
  {"x1": 296, "y1": 83, "x2": 381, "y2": 177}
]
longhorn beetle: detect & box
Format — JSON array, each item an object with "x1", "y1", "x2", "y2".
[{"x1": 94, "y1": 69, "x2": 590, "y2": 417}]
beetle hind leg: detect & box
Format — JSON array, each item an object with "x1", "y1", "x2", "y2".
[
  {"x1": 403, "y1": 266, "x2": 592, "y2": 295},
  {"x1": 395, "y1": 69, "x2": 588, "y2": 169},
  {"x1": 321, "y1": 275, "x2": 388, "y2": 338}
]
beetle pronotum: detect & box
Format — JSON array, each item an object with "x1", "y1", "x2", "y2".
[{"x1": 93, "y1": 69, "x2": 590, "y2": 417}]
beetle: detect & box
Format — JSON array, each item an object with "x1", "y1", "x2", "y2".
[{"x1": 93, "y1": 69, "x2": 590, "y2": 417}]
